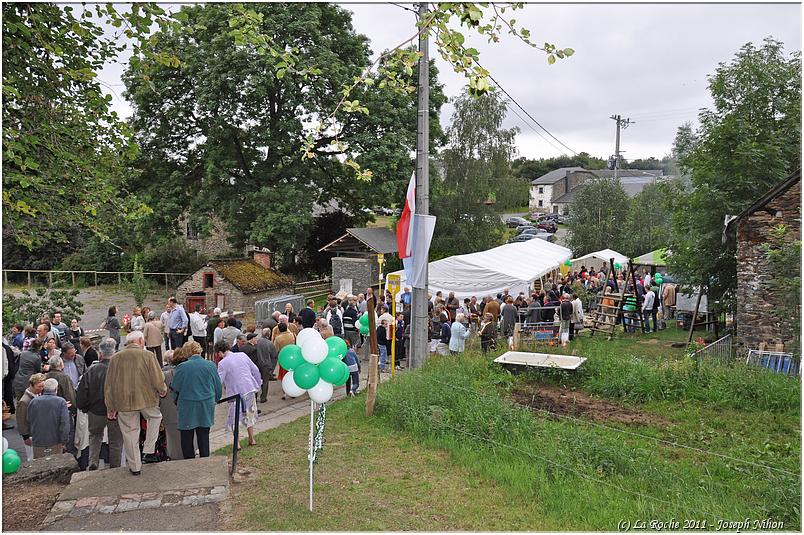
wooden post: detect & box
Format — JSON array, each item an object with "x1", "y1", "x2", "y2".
[
  {"x1": 48, "y1": 272, "x2": 52, "y2": 287},
  {"x1": 118, "y1": 273, "x2": 122, "y2": 286},
  {"x1": 687, "y1": 285, "x2": 704, "y2": 345},
  {"x1": 71, "y1": 272, "x2": 76, "y2": 287},
  {"x1": 3, "y1": 271, "x2": 6, "y2": 287},
  {"x1": 94, "y1": 272, "x2": 98, "y2": 287},
  {"x1": 165, "y1": 273, "x2": 169, "y2": 293},
  {"x1": 365, "y1": 296, "x2": 379, "y2": 416},
  {"x1": 513, "y1": 322, "x2": 521, "y2": 351},
  {"x1": 27, "y1": 271, "x2": 31, "y2": 287}
]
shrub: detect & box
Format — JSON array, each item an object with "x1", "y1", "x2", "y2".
[{"x1": 2, "y1": 287, "x2": 84, "y2": 331}]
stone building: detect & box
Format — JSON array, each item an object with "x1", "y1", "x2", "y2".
[
  {"x1": 529, "y1": 167, "x2": 664, "y2": 214},
  {"x1": 175, "y1": 247, "x2": 293, "y2": 314},
  {"x1": 179, "y1": 214, "x2": 244, "y2": 258},
  {"x1": 725, "y1": 169, "x2": 801, "y2": 354},
  {"x1": 319, "y1": 228, "x2": 398, "y2": 296}
]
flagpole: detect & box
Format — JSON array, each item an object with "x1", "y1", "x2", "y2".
[{"x1": 410, "y1": 1, "x2": 430, "y2": 370}]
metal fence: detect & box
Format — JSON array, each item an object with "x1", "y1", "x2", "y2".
[
  {"x1": 746, "y1": 349, "x2": 801, "y2": 379},
  {"x1": 690, "y1": 333, "x2": 735, "y2": 366}
]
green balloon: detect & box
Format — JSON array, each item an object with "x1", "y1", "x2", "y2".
[
  {"x1": 359, "y1": 322, "x2": 369, "y2": 336},
  {"x1": 332, "y1": 361, "x2": 350, "y2": 387},
  {"x1": 278, "y1": 344, "x2": 304, "y2": 371},
  {"x1": 318, "y1": 356, "x2": 343, "y2": 384},
  {"x1": 3, "y1": 449, "x2": 21, "y2": 474},
  {"x1": 326, "y1": 336, "x2": 348, "y2": 360},
  {"x1": 564, "y1": 259, "x2": 572, "y2": 266},
  {"x1": 614, "y1": 262, "x2": 622, "y2": 270},
  {"x1": 654, "y1": 275, "x2": 664, "y2": 285},
  {"x1": 293, "y1": 362, "x2": 321, "y2": 390}
]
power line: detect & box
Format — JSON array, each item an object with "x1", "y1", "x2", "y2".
[
  {"x1": 390, "y1": 2, "x2": 418, "y2": 15},
  {"x1": 386, "y1": 3, "x2": 579, "y2": 156},
  {"x1": 504, "y1": 100, "x2": 567, "y2": 156},
  {"x1": 482, "y1": 67, "x2": 579, "y2": 156}
]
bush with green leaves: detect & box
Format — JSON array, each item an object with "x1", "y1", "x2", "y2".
[{"x1": 2, "y1": 287, "x2": 84, "y2": 332}]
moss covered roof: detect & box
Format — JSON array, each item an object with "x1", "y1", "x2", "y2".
[{"x1": 209, "y1": 259, "x2": 292, "y2": 293}]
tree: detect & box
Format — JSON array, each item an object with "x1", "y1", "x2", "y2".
[
  {"x1": 668, "y1": 38, "x2": 801, "y2": 302},
  {"x1": 2, "y1": 288, "x2": 84, "y2": 332},
  {"x1": 123, "y1": 4, "x2": 446, "y2": 269},
  {"x1": 621, "y1": 180, "x2": 683, "y2": 257},
  {"x1": 762, "y1": 225, "x2": 801, "y2": 355},
  {"x1": 2, "y1": 3, "x2": 178, "y2": 251},
  {"x1": 429, "y1": 88, "x2": 516, "y2": 258},
  {"x1": 566, "y1": 177, "x2": 630, "y2": 256}
]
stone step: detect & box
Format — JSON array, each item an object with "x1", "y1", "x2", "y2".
[{"x1": 43, "y1": 456, "x2": 229, "y2": 528}]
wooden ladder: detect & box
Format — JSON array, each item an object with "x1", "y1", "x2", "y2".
[{"x1": 588, "y1": 259, "x2": 644, "y2": 339}]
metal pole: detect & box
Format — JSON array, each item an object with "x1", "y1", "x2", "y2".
[
  {"x1": 613, "y1": 114, "x2": 621, "y2": 179},
  {"x1": 410, "y1": 1, "x2": 430, "y2": 371},
  {"x1": 231, "y1": 395, "x2": 240, "y2": 475},
  {"x1": 308, "y1": 400, "x2": 315, "y2": 512},
  {"x1": 391, "y1": 298, "x2": 396, "y2": 378}
]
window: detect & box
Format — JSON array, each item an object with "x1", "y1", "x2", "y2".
[
  {"x1": 202, "y1": 272, "x2": 214, "y2": 289},
  {"x1": 538, "y1": 187, "x2": 544, "y2": 194},
  {"x1": 215, "y1": 294, "x2": 226, "y2": 310},
  {"x1": 186, "y1": 223, "x2": 198, "y2": 240},
  {"x1": 538, "y1": 200, "x2": 543, "y2": 207}
]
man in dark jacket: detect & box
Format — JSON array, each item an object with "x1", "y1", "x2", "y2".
[
  {"x1": 27, "y1": 378, "x2": 70, "y2": 458},
  {"x1": 299, "y1": 300, "x2": 317, "y2": 329},
  {"x1": 253, "y1": 331, "x2": 277, "y2": 403},
  {"x1": 76, "y1": 338, "x2": 123, "y2": 470},
  {"x1": 13, "y1": 339, "x2": 44, "y2": 400}
]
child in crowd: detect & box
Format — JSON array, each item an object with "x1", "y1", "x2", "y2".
[{"x1": 343, "y1": 340, "x2": 360, "y2": 397}]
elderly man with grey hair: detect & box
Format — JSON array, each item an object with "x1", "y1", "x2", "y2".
[
  {"x1": 27, "y1": 378, "x2": 70, "y2": 458},
  {"x1": 143, "y1": 310, "x2": 164, "y2": 367},
  {"x1": 104, "y1": 330, "x2": 167, "y2": 475},
  {"x1": 60, "y1": 341, "x2": 86, "y2": 389},
  {"x1": 44, "y1": 355, "x2": 76, "y2": 408},
  {"x1": 77, "y1": 338, "x2": 123, "y2": 470}
]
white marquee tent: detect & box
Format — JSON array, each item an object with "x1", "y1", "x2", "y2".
[
  {"x1": 387, "y1": 238, "x2": 572, "y2": 300},
  {"x1": 569, "y1": 248, "x2": 629, "y2": 272}
]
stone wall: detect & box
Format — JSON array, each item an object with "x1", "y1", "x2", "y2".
[
  {"x1": 331, "y1": 257, "x2": 379, "y2": 295},
  {"x1": 179, "y1": 215, "x2": 242, "y2": 258},
  {"x1": 735, "y1": 179, "x2": 801, "y2": 354},
  {"x1": 176, "y1": 268, "x2": 291, "y2": 313}
]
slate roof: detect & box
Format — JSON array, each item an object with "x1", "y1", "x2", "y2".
[
  {"x1": 318, "y1": 227, "x2": 398, "y2": 254},
  {"x1": 207, "y1": 259, "x2": 292, "y2": 293},
  {"x1": 530, "y1": 167, "x2": 587, "y2": 185},
  {"x1": 553, "y1": 176, "x2": 663, "y2": 204}
]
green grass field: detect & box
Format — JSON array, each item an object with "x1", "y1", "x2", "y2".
[{"x1": 224, "y1": 326, "x2": 800, "y2": 531}]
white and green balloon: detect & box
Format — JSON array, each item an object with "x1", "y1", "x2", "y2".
[{"x1": 279, "y1": 329, "x2": 350, "y2": 403}]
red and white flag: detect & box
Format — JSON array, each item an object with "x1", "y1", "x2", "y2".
[
  {"x1": 396, "y1": 172, "x2": 416, "y2": 259},
  {"x1": 396, "y1": 172, "x2": 435, "y2": 289}
]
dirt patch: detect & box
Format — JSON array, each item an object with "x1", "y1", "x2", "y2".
[
  {"x1": 511, "y1": 384, "x2": 669, "y2": 427},
  {"x1": 3, "y1": 481, "x2": 66, "y2": 531}
]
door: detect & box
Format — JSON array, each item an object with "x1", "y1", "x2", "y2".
[{"x1": 186, "y1": 296, "x2": 206, "y2": 314}]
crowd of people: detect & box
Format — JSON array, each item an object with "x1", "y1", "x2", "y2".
[{"x1": 1, "y1": 267, "x2": 676, "y2": 472}]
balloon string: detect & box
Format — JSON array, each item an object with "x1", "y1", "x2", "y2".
[{"x1": 311, "y1": 402, "x2": 327, "y2": 464}]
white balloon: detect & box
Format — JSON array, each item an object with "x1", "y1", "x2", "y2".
[
  {"x1": 296, "y1": 327, "x2": 319, "y2": 348},
  {"x1": 2, "y1": 437, "x2": 7, "y2": 452},
  {"x1": 282, "y1": 371, "x2": 306, "y2": 398},
  {"x1": 301, "y1": 336, "x2": 328, "y2": 365},
  {"x1": 307, "y1": 379, "x2": 334, "y2": 404}
]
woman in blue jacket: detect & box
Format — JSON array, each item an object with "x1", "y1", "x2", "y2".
[{"x1": 170, "y1": 341, "x2": 222, "y2": 459}]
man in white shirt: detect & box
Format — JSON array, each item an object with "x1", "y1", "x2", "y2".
[
  {"x1": 189, "y1": 305, "x2": 208, "y2": 355},
  {"x1": 356, "y1": 293, "x2": 367, "y2": 315}
]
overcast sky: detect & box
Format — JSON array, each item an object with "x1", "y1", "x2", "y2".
[{"x1": 99, "y1": 2, "x2": 801, "y2": 162}]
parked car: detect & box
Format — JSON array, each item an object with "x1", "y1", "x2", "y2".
[
  {"x1": 505, "y1": 216, "x2": 530, "y2": 228},
  {"x1": 377, "y1": 207, "x2": 394, "y2": 216},
  {"x1": 555, "y1": 214, "x2": 568, "y2": 224},
  {"x1": 519, "y1": 227, "x2": 540, "y2": 236},
  {"x1": 516, "y1": 224, "x2": 537, "y2": 234},
  {"x1": 393, "y1": 208, "x2": 402, "y2": 216},
  {"x1": 537, "y1": 221, "x2": 557, "y2": 233},
  {"x1": 507, "y1": 233, "x2": 536, "y2": 243},
  {"x1": 533, "y1": 232, "x2": 557, "y2": 243}
]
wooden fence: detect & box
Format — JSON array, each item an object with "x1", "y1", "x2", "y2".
[{"x1": 2, "y1": 269, "x2": 191, "y2": 292}]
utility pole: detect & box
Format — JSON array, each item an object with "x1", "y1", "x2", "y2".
[
  {"x1": 410, "y1": 1, "x2": 430, "y2": 370},
  {"x1": 609, "y1": 114, "x2": 632, "y2": 179}
]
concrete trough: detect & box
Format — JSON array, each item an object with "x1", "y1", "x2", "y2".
[{"x1": 494, "y1": 351, "x2": 586, "y2": 374}]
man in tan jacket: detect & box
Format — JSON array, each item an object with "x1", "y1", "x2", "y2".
[
  {"x1": 143, "y1": 311, "x2": 164, "y2": 367},
  {"x1": 104, "y1": 331, "x2": 167, "y2": 476}
]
